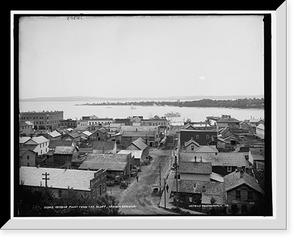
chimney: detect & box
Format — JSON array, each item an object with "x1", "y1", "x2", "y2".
[{"x1": 240, "y1": 170, "x2": 244, "y2": 178}]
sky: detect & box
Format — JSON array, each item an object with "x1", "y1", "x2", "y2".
[{"x1": 19, "y1": 15, "x2": 264, "y2": 99}]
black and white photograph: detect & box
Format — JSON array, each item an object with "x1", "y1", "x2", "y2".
[{"x1": 5, "y1": 4, "x2": 287, "y2": 230}]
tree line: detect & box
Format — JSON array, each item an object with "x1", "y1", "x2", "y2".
[{"x1": 80, "y1": 98, "x2": 264, "y2": 109}]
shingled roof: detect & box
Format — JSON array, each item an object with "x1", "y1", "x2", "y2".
[
  {"x1": 178, "y1": 162, "x2": 212, "y2": 175},
  {"x1": 224, "y1": 171, "x2": 264, "y2": 194},
  {"x1": 79, "y1": 153, "x2": 129, "y2": 171},
  {"x1": 130, "y1": 137, "x2": 148, "y2": 150},
  {"x1": 179, "y1": 152, "x2": 250, "y2": 167},
  {"x1": 92, "y1": 141, "x2": 115, "y2": 152},
  {"x1": 171, "y1": 180, "x2": 226, "y2": 205}
]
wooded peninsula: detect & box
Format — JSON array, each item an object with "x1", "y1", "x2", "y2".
[{"x1": 77, "y1": 98, "x2": 264, "y2": 109}]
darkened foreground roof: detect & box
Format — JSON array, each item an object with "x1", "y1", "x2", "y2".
[
  {"x1": 224, "y1": 171, "x2": 264, "y2": 194},
  {"x1": 171, "y1": 179, "x2": 226, "y2": 205}
]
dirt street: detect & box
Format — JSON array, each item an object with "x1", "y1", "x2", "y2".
[{"x1": 113, "y1": 148, "x2": 175, "y2": 215}]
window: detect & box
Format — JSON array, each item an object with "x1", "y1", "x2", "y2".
[
  {"x1": 206, "y1": 135, "x2": 210, "y2": 139},
  {"x1": 236, "y1": 190, "x2": 241, "y2": 200},
  {"x1": 191, "y1": 145, "x2": 194, "y2": 151},
  {"x1": 27, "y1": 155, "x2": 29, "y2": 160},
  {"x1": 248, "y1": 191, "x2": 253, "y2": 200},
  {"x1": 227, "y1": 166, "x2": 232, "y2": 172},
  {"x1": 196, "y1": 135, "x2": 199, "y2": 139}
]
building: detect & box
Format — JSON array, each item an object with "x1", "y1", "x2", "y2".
[
  {"x1": 126, "y1": 137, "x2": 149, "y2": 160},
  {"x1": 183, "y1": 138, "x2": 219, "y2": 153},
  {"x1": 117, "y1": 150, "x2": 143, "y2": 169},
  {"x1": 224, "y1": 170, "x2": 264, "y2": 215},
  {"x1": 45, "y1": 130, "x2": 62, "y2": 140},
  {"x1": 141, "y1": 116, "x2": 169, "y2": 127},
  {"x1": 114, "y1": 118, "x2": 131, "y2": 126},
  {"x1": 179, "y1": 129, "x2": 218, "y2": 148},
  {"x1": 89, "y1": 128, "x2": 108, "y2": 141},
  {"x1": 19, "y1": 149, "x2": 37, "y2": 167},
  {"x1": 170, "y1": 179, "x2": 226, "y2": 212},
  {"x1": 19, "y1": 136, "x2": 49, "y2": 156},
  {"x1": 256, "y1": 124, "x2": 265, "y2": 139},
  {"x1": 79, "y1": 154, "x2": 131, "y2": 179},
  {"x1": 48, "y1": 140, "x2": 75, "y2": 152},
  {"x1": 52, "y1": 146, "x2": 77, "y2": 168},
  {"x1": 59, "y1": 119, "x2": 78, "y2": 128},
  {"x1": 19, "y1": 121, "x2": 32, "y2": 136},
  {"x1": 91, "y1": 140, "x2": 117, "y2": 154},
  {"x1": 179, "y1": 152, "x2": 250, "y2": 176},
  {"x1": 121, "y1": 126, "x2": 158, "y2": 148},
  {"x1": 178, "y1": 161, "x2": 212, "y2": 182},
  {"x1": 19, "y1": 111, "x2": 63, "y2": 130},
  {"x1": 19, "y1": 167, "x2": 107, "y2": 199},
  {"x1": 86, "y1": 118, "x2": 114, "y2": 126},
  {"x1": 216, "y1": 115, "x2": 240, "y2": 129},
  {"x1": 248, "y1": 148, "x2": 265, "y2": 171}
]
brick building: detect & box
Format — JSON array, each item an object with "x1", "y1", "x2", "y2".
[{"x1": 20, "y1": 111, "x2": 63, "y2": 131}]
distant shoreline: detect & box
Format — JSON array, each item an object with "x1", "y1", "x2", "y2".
[
  {"x1": 74, "y1": 98, "x2": 264, "y2": 110},
  {"x1": 20, "y1": 95, "x2": 264, "y2": 103}
]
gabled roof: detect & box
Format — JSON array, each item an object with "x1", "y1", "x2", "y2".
[
  {"x1": 82, "y1": 131, "x2": 92, "y2": 137},
  {"x1": 178, "y1": 162, "x2": 212, "y2": 174},
  {"x1": 25, "y1": 136, "x2": 49, "y2": 145},
  {"x1": 20, "y1": 137, "x2": 31, "y2": 144},
  {"x1": 47, "y1": 130, "x2": 61, "y2": 138},
  {"x1": 184, "y1": 138, "x2": 200, "y2": 148},
  {"x1": 224, "y1": 171, "x2": 264, "y2": 194},
  {"x1": 130, "y1": 137, "x2": 148, "y2": 150},
  {"x1": 249, "y1": 148, "x2": 265, "y2": 160},
  {"x1": 54, "y1": 146, "x2": 75, "y2": 155},
  {"x1": 20, "y1": 167, "x2": 96, "y2": 191},
  {"x1": 19, "y1": 148, "x2": 36, "y2": 157},
  {"x1": 256, "y1": 124, "x2": 265, "y2": 130}
]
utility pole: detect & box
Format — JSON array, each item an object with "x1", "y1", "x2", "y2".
[
  {"x1": 174, "y1": 156, "x2": 179, "y2": 209},
  {"x1": 164, "y1": 178, "x2": 167, "y2": 208},
  {"x1": 42, "y1": 172, "x2": 50, "y2": 187},
  {"x1": 159, "y1": 160, "x2": 162, "y2": 193}
]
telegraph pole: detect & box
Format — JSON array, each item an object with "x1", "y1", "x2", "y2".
[
  {"x1": 42, "y1": 172, "x2": 50, "y2": 187},
  {"x1": 164, "y1": 178, "x2": 167, "y2": 208}
]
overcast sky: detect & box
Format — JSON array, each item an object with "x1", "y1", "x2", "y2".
[{"x1": 19, "y1": 15, "x2": 264, "y2": 99}]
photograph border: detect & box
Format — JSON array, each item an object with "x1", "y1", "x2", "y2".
[{"x1": 2, "y1": 3, "x2": 287, "y2": 230}]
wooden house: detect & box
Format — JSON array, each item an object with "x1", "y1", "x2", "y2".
[{"x1": 224, "y1": 170, "x2": 264, "y2": 215}]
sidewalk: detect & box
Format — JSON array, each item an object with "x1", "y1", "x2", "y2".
[{"x1": 159, "y1": 169, "x2": 175, "y2": 209}]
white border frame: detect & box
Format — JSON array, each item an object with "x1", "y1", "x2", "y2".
[{"x1": 5, "y1": 3, "x2": 287, "y2": 230}]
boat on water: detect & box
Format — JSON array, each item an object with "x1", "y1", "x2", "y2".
[{"x1": 165, "y1": 111, "x2": 181, "y2": 118}]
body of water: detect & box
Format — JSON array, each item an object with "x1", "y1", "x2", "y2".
[{"x1": 19, "y1": 101, "x2": 264, "y2": 123}]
